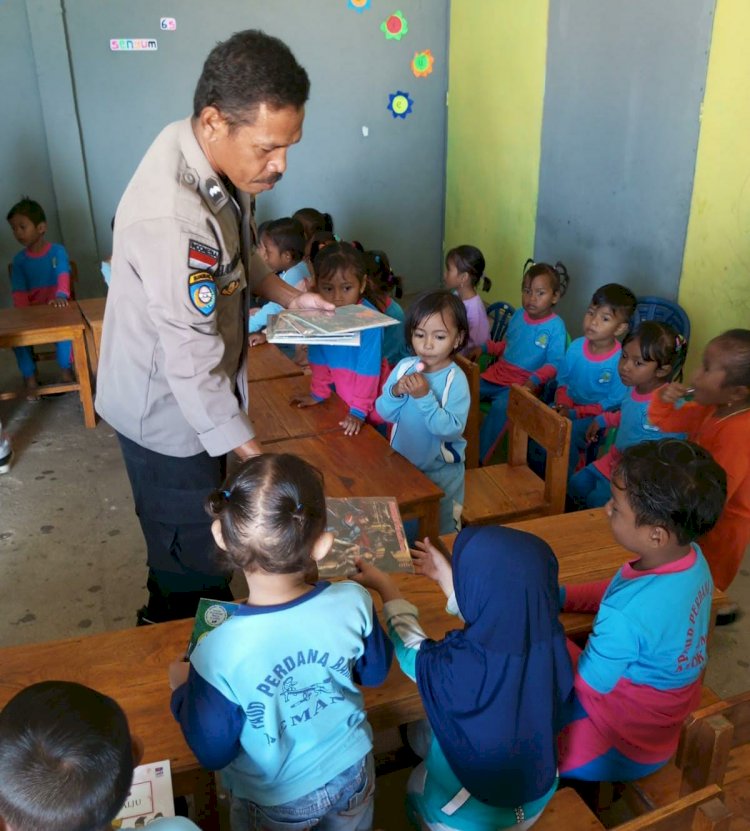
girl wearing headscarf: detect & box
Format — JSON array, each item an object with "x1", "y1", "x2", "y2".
[{"x1": 355, "y1": 525, "x2": 573, "y2": 830}]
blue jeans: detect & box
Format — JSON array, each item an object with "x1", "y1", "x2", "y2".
[
  {"x1": 478, "y1": 380, "x2": 510, "y2": 464},
  {"x1": 567, "y1": 465, "x2": 611, "y2": 509},
  {"x1": 230, "y1": 753, "x2": 374, "y2": 831},
  {"x1": 14, "y1": 341, "x2": 72, "y2": 377}
]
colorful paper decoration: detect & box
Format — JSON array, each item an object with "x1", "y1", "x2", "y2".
[
  {"x1": 160, "y1": 17, "x2": 177, "y2": 30},
  {"x1": 387, "y1": 91, "x2": 414, "y2": 119},
  {"x1": 411, "y1": 49, "x2": 435, "y2": 78},
  {"x1": 110, "y1": 38, "x2": 158, "y2": 51},
  {"x1": 381, "y1": 11, "x2": 408, "y2": 40},
  {"x1": 347, "y1": 0, "x2": 370, "y2": 11}
]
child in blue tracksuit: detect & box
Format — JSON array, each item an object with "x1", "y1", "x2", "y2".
[
  {"x1": 170, "y1": 453, "x2": 392, "y2": 831},
  {"x1": 568, "y1": 321, "x2": 687, "y2": 508},
  {"x1": 376, "y1": 291, "x2": 470, "y2": 535},
  {"x1": 248, "y1": 217, "x2": 309, "y2": 347},
  {"x1": 364, "y1": 248, "x2": 408, "y2": 369},
  {"x1": 554, "y1": 283, "x2": 636, "y2": 475}
]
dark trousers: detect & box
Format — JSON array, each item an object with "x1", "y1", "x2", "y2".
[{"x1": 117, "y1": 433, "x2": 233, "y2": 622}]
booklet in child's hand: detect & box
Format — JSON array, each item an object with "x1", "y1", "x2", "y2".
[
  {"x1": 321, "y1": 497, "x2": 413, "y2": 579},
  {"x1": 186, "y1": 598, "x2": 244, "y2": 658},
  {"x1": 267, "y1": 305, "x2": 398, "y2": 345},
  {"x1": 112, "y1": 760, "x2": 174, "y2": 828}
]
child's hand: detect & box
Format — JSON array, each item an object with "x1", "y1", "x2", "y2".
[
  {"x1": 660, "y1": 382, "x2": 689, "y2": 404},
  {"x1": 340, "y1": 413, "x2": 363, "y2": 436},
  {"x1": 248, "y1": 332, "x2": 267, "y2": 346},
  {"x1": 291, "y1": 393, "x2": 320, "y2": 408},
  {"x1": 412, "y1": 537, "x2": 454, "y2": 598},
  {"x1": 168, "y1": 660, "x2": 190, "y2": 691},
  {"x1": 465, "y1": 346, "x2": 482, "y2": 363},
  {"x1": 48, "y1": 297, "x2": 68, "y2": 308},
  {"x1": 585, "y1": 422, "x2": 601, "y2": 444},
  {"x1": 552, "y1": 403, "x2": 570, "y2": 418},
  {"x1": 288, "y1": 291, "x2": 335, "y2": 313},
  {"x1": 352, "y1": 557, "x2": 402, "y2": 602},
  {"x1": 521, "y1": 379, "x2": 538, "y2": 393},
  {"x1": 400, "y1": 372, "x2": 430, "y2": 398}
]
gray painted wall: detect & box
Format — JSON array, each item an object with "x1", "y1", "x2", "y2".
[
  {"x1": 535, "y1": 0, "x2": 715, "y2": 333},
  {"x1": 1, "y1": 0, "x2": 449, "y2": 302}
]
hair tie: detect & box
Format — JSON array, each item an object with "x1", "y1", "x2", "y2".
[{"x1": 222, "y1": 489, "x2": 231, "y2": 500}]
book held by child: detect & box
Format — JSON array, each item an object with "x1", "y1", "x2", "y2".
[{"x1": 267, "y1": 304, "x2": 399, "y2": 346}]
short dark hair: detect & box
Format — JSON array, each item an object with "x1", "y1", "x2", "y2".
[
  {"x1": 206, "y1": 454, "x2": 327, "y2": 574},
  {"x1": 446, "y1": 245, "x2": 491, "y2": 293},
  {"x1": 614, "y1": 439, "x2": 726, "y2": 546},
  {"x1": 261, "y1": 217, "x2": 305, "y2": 262},
  {"x1": 712, "y1": 329, "x2": 750, "y2": 388},
  {"x1": 522, "y1": 258, "x2": 570, "y2": 298},
  {"x1": 193, "y1": 30, "x2": 310, "y2": 127},
  {"x1": 0, "y1": 681, "x2": 133, "y2": 831},
  {"x1": 293, "y1": 207, "x2": 334, "y2": 239},
  {"x1": 590, "y1": 283, "x2": 637, "y2": 320},
  {"x1": 364, "y1": 249, "x2": 404, "y2": 300},
  {"x1": 405, "y1": 290, "x2": 469, "y2": 356},
  {"x1": 623, "y1": 320, "x2": 686, "y2": 382},
  {"x1": 7, "y1": 197, "x2": 46, "y2": 225}
]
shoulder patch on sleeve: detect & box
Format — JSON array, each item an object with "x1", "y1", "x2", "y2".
[
  {"x1": 188, "y1": 271, "x2": 217, "y2": 316},
  {"x1": 188, "y1": 239, "x2": 220, "y2": 272}
]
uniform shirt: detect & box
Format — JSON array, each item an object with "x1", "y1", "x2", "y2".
[
  {"x1": 10, "y1": 242, "x2": 71, "y2": 306},
  {"x1": 307, "y1": 299, "x2": 385, "y2": 421},
  {"x1": 555, "y1": 337, "x2": 627, "y2": 417},
  {"x1": 460, "y1": 294, "x2": 490, "y2": 354},
  {"x1": 481, "y1": 310, "x2": 567, "y2": 388},
  {"x1": 249, "y1": 260, "x2": 309, "y2": 332},
  {"x1": 171, "y1": 581, "x2": 392, "y2": 806},
  {"x1": 562, "y1": 545, "x2": 712, "y2": 764},
  {"x1": 96, "y1": 118, "x2": 269, "y2": 458},
  {"x1": 592, "y1": 388, "x2": 685, "y2": 479}
]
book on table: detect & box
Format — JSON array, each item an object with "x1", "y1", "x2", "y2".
[
  {"x1": 266, "y1": 305, "x2": 399, "y2": 346},
  {"x1": 185, "y1": 498, "x2": 412, "y2": 652},
  {"x1": 112, "y1": 760, "x2": 175, "y2": 828}
]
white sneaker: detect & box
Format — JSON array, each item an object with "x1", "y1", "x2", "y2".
[{"x1": 0, "y1": 451, "x2": 12, "y2": 474}]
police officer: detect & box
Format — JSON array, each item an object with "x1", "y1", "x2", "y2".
[{"x1": 96, "y1": 30, "x2": 331, "y2": 623}]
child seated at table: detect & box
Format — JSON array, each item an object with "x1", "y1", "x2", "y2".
[
  {"x1": 6, "y1": 197, "x2": 74, "y2": 398},
  {"x1": 558, "y1": 439, "x2": 726, "y2": 782},
  {"x1": 291, "y1": 242, "x2": 388, "y2": 435},
  {"x1": 354, "y1": 525, "x2": 574, "y2": 831},
  {"x1": 248, "y1": 216, "x2": 309, "y2": 346},
  {"x1": 376, "y1": 291, "x2": 470, "y2": 535},
  {"x1": 364, "y1": 247, "x2": 407, "y2": 369},
  {"x1": 170, "y1": 453, "x2": 392, "y2": 831},
  {"x1": 553, "y1": 283, "x2": 635, "y2": 474},
  {"x1": 649, "y1": 328, "x2": 750, "y2": 594},
  {"x1": 568, "y1": 321, "x2": 687, "y2": 509},
  {"x1": 0, "y1": 680, "x2": 199, "y2": 831}
]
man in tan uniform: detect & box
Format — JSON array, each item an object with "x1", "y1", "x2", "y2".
[{"x1": 97, "y1": 30, "x2": 329, "y2": 623}]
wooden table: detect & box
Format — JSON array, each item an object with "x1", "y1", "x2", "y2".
[
  {"x1": 265, "y1": 426, "x2": 444, "y2": 540},
  {"x1": 77, "y1": 297, "x2": 106, "y2": 375},
  {"x1": 0, "y1": 304, "x2": 95, "y2": 428},
  {"x1": 250, "y1": 376, "x2": 348, "y2": 443},
  {"x1": 247, "y1": 342, "x2": 304, "y2": 383}
]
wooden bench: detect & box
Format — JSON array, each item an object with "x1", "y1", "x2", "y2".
[
  {"x1": 454, "y1": 354, "x2": 480, "y2": 469},
  {"x1": 462, "y1": 383, "x2": 571, "y2": 525},
  {"x1": 247, "y1": 341, "x2": 304, "y2": 383},
  {"x1": 617, "y1": 785, "x2": 730, "y2": 830},
  {"x1": 534, "y1": 787, "x2": 604, "y2": 830},
  {"x1": 0, "y1": 303, "x2": 95, "y2": 428}
]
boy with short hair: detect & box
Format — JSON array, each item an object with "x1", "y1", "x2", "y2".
[
  {"x1": 554, "y1": 283, "x2": 636, "y2": 473},
  {"x1": 0, "y1": 681, "x2": 199, "y2": 831},
  {"x1": 6, "y1": 197, "x2": 74, "y2": 397}
]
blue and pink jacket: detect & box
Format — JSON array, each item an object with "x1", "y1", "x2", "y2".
[
  {"x1": 308, "y1": 299, "x2": 387, "y2": 423},
  {"x1": 11, "y1": 243, "x2": 71, "y2": 307}
]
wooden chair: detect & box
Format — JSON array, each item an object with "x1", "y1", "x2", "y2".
[
  {"x1": 616, "y1": 786, "x2": 730, "y2": 831},
  {"x1": 461, "y1": 384, "x2": 571, "y2": 525},
  {"x1": 533, "y1": 787, "x2": 604, "y2": 830},
  {"x1": 626, "y1": 689, "x2": 750, "y2": 827},
  {"x1": 454, "y1": 354, "x2": 480, "y2": 469}
]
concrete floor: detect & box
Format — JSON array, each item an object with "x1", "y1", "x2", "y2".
[{"x1": 1, "y1": 350, "x2": 749, "y2": 830}]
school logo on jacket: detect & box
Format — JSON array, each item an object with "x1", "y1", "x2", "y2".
[
  {"x1": 598, "y1": 370, "x2": 612, "y2": 384},
  {"x1": 534, "y1": 332, "x2": 550, "y2": 349},
  {"x1": 188, "y1": 271, "x2": 216, "y2": 316}
]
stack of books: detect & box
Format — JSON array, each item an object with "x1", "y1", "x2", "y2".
[{"x1": 267, "y1": 305, "x2": 398, "y2": 346}]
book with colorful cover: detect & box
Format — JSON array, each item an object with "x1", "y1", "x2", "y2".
[
  {"x1": 267, "y1": 305, "x2": 398, "y2": 345},
  {"x1": 112, "y1": 760, "x2": 174, "y2": 828},
  {"x1": 186, "y1": 598, "x2": 243, "y2": 657},
  {"x1": 321, "y1": 496, "x2": 413, "y2": 579}
]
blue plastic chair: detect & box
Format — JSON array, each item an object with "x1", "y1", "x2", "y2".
[
  {"x1": 486, "y1": 301, "x2": 515, "y2": 342},
  {"x1": 632, "y1": 296, "x2": 691, "y2": 342}
]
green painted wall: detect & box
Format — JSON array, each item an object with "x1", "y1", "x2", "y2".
[
  {"x1": 679, "y1": 0, "x2": 750, "y2": 377},
  {"x1": 444, "y1": 0, "x2": 548, "y2": 305}
]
